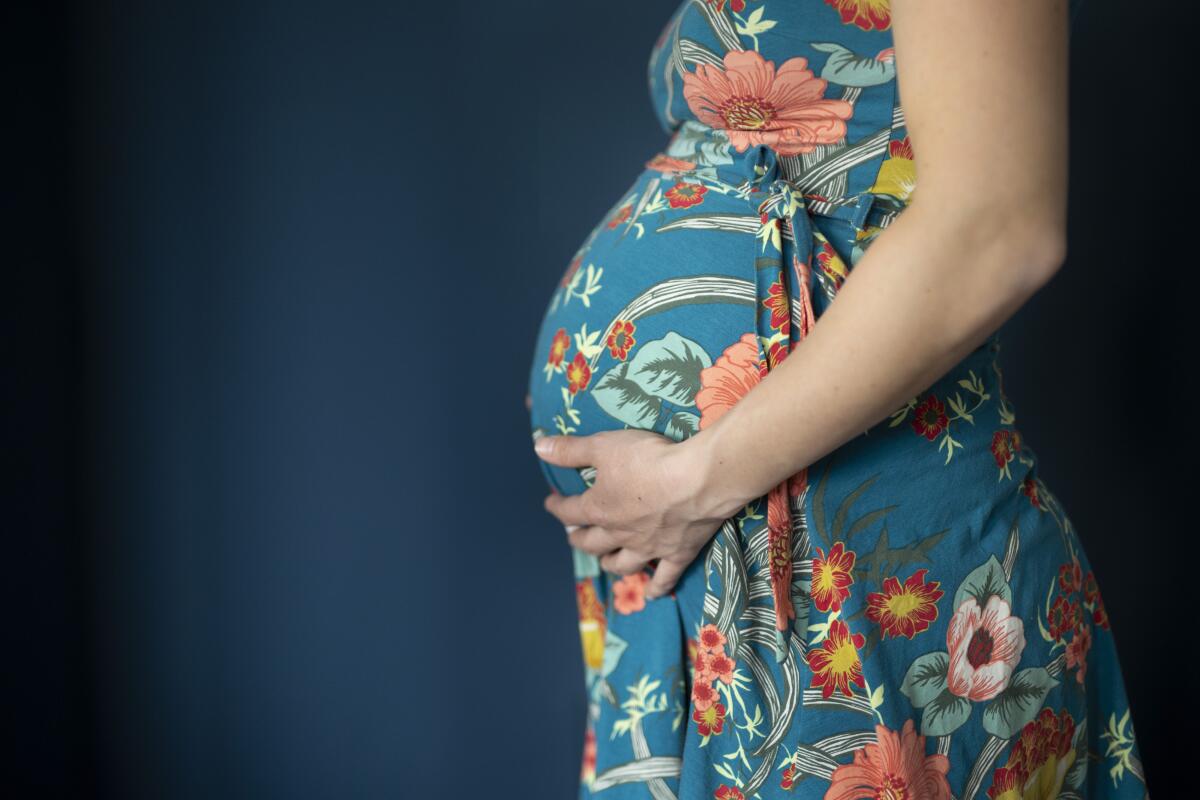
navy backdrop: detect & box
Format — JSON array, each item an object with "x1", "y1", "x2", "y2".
[{"x1": 6, "y1": 0, "x2": 1190, "y2": 797}]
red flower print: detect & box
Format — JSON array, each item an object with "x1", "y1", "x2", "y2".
[
  {"x1": 692, "y1": 680, "x2": 721, "y2": 712},
  {"x1": 1081, "y1": 571, "x2": 1110, "y2": 629},
  {"x1": 1058, "y1": 558, "x2": 1082, "y2": 594},
  {"x1": 1020, "y1": 476, "x2": 1043, "y2": 509},
  {"x1": 815, "y1": 239, "x2": 848, "y2": 290},
  {"x1": 827, "y1": 720, "x2": 951, "y2": 800},
  {"x1": 780, "y1": 763, "x2": 798, "y2": 790},
  {"x1": 824, "y1": 0, "x2": 891, "y2": 31},
  {"x1": 665, "y1": 181, "x2": 708, "y2": 209},
  {"x1": 762, "y1": 278, "x2": 792, "y2": 336},
  {"x1": 696, "y1": 623, "x2": 729, "y2": 652},
  {"x1": 607, "y1": 203, "x2": 632, "y2": 229},
  {"x1": 612, "y1": 571, "x2": 650, "y2": 615},
  {"x1": 713, "y1": 784, "x2": 743, "y2": 800},
  {"x1": 889, "y1": 134, "x2": 914, "y2": 160},
  {"x1": 681, "y1": 49, "x2": 854, "y2": 157},
  {"x1": 765, "y1": 339, "x2": 789, "y2": 370},
  {"x1": 706, "y1": 652, "x2": 737, "y2": 685},
  {"x1": 606, "y1": 319, "x2": 636, "y2": 360},
  {"x1": 987, "y1": 767, "x2": 1022, "y2": 799},
  {"x1": 547, "y1": 327, "x2": 571, "y2": 367},
  {"x1": 987, "y1": 708, "x2": 1076, "y2": 800},
  {"x1": 693, "y1": 701, "x2": 727, "y2": 737},
  {"x1": 946, "y1": 595, "x2": 1026, "y2": 702},
  {"x1": 911, "y1": 395, "x2": 948, "y2": 440},
  {"x1": 644, "y1": 153, "x2": 697, "y2": 174},
  {"x1": 808, "y1": 619, "x2": 866, "y2": 699},
  {"x1": 811, "y1": 541, "x2": 856, "y2": 613},
  {"x1": 866, "y1": 568, "x2": 944, "y2": 639},
  {"x1": 1065, "y1": 624, "x2": 1092, "y2": 686},
  {"x1": 697, "y1": 623, "x2": 728, "y2": 654},
  {"x1": 1047, "y1": 595, "x2": 1079, "y2": 641},
  {"x1": 566, "y1": 352, "x2": 591, "y2": 394},
  {"x1": 991, "y1": 429, "x2": 1019, "y2": 470}
]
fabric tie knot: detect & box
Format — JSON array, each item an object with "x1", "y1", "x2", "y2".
[{"x1": 742, "y1": 156, "x2": 885, "y2": 664}]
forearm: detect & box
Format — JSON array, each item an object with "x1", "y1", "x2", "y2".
[{"x1": 683, "y1": 200, "x2": 1065, "y2": 518}]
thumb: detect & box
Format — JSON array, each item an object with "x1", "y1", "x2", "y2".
[{"x1": 534, "y1": 433, "x2": 595, "y2": 468}]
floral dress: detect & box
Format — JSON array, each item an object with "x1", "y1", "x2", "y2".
[{"x1": 525, "y1": 1, "x2": 1148, "y2": 798}]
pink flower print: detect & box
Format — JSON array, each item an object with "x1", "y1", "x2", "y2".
[
  {"x1": 946, "y1": 594, "x2": 1026, "y2": 702},
  {"x1": 681, "y1": 49, "x2": 853, "y2": 157}
]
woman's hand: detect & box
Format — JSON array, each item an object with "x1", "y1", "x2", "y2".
[{"x1": 535, "y1": 430, "x2": 745, "y2": 600}]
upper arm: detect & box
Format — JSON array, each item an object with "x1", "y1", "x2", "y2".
[{"x1": 890, "y1": 0, "x2": 1070, "y2": 240}]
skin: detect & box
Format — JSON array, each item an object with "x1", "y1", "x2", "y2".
[{"x1": 535, "y1": 0, "x2": 1070, "y2": 600}]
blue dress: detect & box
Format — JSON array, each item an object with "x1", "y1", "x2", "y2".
[{"x1": 526, "y1": 2, "x2": 1148, "y2": 798}]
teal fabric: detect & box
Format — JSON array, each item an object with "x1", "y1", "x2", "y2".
[{"x1": 527, "y1": 2, "x2": 1145, "y2": 798}]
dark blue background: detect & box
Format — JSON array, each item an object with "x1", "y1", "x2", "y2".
[{"x1": 7, "y1": 0, "x2": 1188, "y2": 796}]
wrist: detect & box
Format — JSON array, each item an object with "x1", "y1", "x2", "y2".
[{"x1": 669, "y1": 424, "x2": 755, "y2": 522}]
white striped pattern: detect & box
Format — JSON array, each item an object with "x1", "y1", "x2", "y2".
[
  {"x1": 590, "y1": 756, "x2": 683, "y2": 792},
  {"x1": 961, "y1": 734, "x2": 1009, "y2": 800}
]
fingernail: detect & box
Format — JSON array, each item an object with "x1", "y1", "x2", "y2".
[
  {"x1": 534, "y1": 437, "x2": 552, "y2": 456},
  {"x1": 565, "y1": 525, "x2": 579, "y2": 533}
]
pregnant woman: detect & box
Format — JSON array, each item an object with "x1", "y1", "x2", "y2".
[{"x1": 526, "y1": 1, "x2": 1148, "y2": 798}]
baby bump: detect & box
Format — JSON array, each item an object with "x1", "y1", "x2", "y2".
[{"x1": 526, "y1": 164, "x2": 771, "y2": 497}]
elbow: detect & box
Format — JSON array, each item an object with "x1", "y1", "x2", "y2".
[
  {"x1": 956, "y1": 203, "x2": 1069, "y2": 296},
  {"x1": 1005, "y1": 221, "x2": 1068, "y2": 295},
  {"x1": 908, "y1": 191, "x2": 1069, "y2": 293}
]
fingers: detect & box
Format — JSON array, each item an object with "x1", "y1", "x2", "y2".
[
  {"x1": 544, "y1": 490, "x2": 610, "y2": 528},
  {"x1": 566, "y1": 525, "x2": 623, "y2": 556},
  {"x1": 599, "y1": 548, "x2": 650, "y2": 576},
  {"x1": 534, "y1": 432, "x2": 601, "y2": 468},
  {"x1": 644, "y1": 557, "x2": 687, "y2": 600},
  {"x1": 543, "y1": 491, "x2": 591, "y2": 526}
]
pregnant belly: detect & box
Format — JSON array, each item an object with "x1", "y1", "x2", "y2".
[
  {"x1": 525, "y1": 141, "x2": 1029, "y2": 580},
  {"x1": 526, "y1": 158, "x2": 795, "y2": 497}
]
